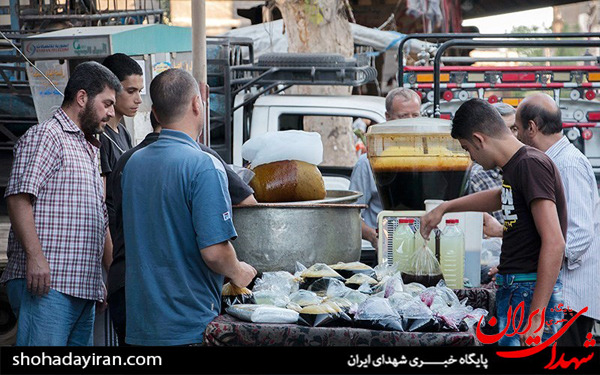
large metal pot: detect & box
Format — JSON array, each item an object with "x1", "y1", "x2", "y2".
[{"x1": 232, "y1": 203, "x2": 364, "y2": 274}]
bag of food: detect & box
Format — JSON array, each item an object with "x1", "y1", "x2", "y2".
[
  {"x1": 308, "y1": 277, "x2": 349, "y2": 297},
  {"x1": 289, "y1": 290, "x2": 323, "y2": 307},
  {"x1": 226, "y1": 304, "x2": 299, "y2": 324},
  {"x1": 221, "y1": 283, "x2": 255, "y2": 313},
  {"x1": 253, "y1": 289, "x2": 290, "y2": 308},
  {"x1": 300, "y1": 263, "x2": 345, "y2": 289},
  {"x1": 249, "y1": 160, "x2": 326, "y2": 202},
  {"x1": 401, "y1": 241, "x2": 444, "y2": 287},
  {"x1": 352, "y1": 297, "x2": 404, "y2": 331},
  {"x1": 252, "y1": 271, "x2": 300, "y2": 295},
  {"x1": 388, "y1": 292, "x2": 439, "y2": 332},
  {"x1": 330, "y1": 261, "x2": 376, "y2": 280},
  {"x1": 345, "y1": 274, "x2": 378, "y2": 292},
  {"x1": 242, "y1": 131, "x2": 326, "y2": 202},
  {"x1": 297, "y1": 301, "x2": 352, "y2": 327}
]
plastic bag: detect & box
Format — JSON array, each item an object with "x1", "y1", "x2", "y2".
[
  {"x1": 388, "y1": 292, "x2": 438, "y2": 332},
  {"x1": 309, "y1": 277, "x2": 350, "y2": 297},
  {"x1": 374, "y1": 262, "x2": 398, "y2": 281},
  {"x1": 342, "y1": 289, "x2": 369, "y2": 306},
  {"x1": 226, "y1": 304, "x2": 299, "y2": 324},
  {"x1": 325, "y1": 296, "x2": 354, "y2": 312},
  {"x1": 419, "y1": 281, "x2": 460, "y2": 310},
  {"x1": 463, "y1": 308, "x2": 489, "y2": 328},
  {"x1": 289, "y1": 290, "x2": 323, "y2": 307},
  {"x1": 253, "y1": 289, "x2": 290, "y2": 308},
  {"x1": 295, "y1": 262, "x2": 307, "y2": 277},
  {"x1": 300, "y1": 263, "x2": 345, "y2": 289},
  {"x1": 221, "y1": 283, "x2": 255, "y2": 313},
  {"x1": 345, "y1": 274, "x2": 378, "y2": 291},
  {"x1": 330, "y1": 261, "x2": 376, "y2": 280},
  {"x1": 241, "y1": 130, "x2": 323, "y2": 167},
  {"x1": 403, "y1": 282, "x2": 427, "y2": 296},
  {"x1": 402, "y1": 242, "x2": 443, "y2": 287},
  {"x1": 353, "y1": 297, "x2": 404, "y2": 331},
  {"x1": 297, "y1": 301, "x2": 352, "y2": 327},
  {"x1": 252, "y1": 271, "x2": 300, "y2": 296}
]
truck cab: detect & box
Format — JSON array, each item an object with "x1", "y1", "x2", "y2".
[{"x1": 232, "y1": 94, "x2": 386, "y2": 167}]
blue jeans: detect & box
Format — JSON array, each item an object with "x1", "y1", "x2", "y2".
[
  {"x1": 6, "y1": 278, "x2": 95, "y2": 346},
  {"x1": 496, "y1": 274, "x2": 564, "y2": 346}
]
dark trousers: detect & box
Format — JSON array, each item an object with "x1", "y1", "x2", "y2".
[
  {"x1": 107, "y1": 288, "x2": 129, "y2": 346},
  {"x1": 558, "y1": 310, "x2": 598, "y2": 347}
]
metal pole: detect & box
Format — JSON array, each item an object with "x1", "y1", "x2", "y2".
[
  {"x1": 9, "y1": 0, "x2": 19, "y2": 30},
  {"x1": 192, "y1": 0, "x2": 208, "y2": 145}
]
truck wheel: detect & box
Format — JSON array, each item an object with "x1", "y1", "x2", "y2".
[
  {"x1": 257, "y1": 53, "x2": 347, "y2": 67},
  {"x1": 0, "y1": 283, "x2": 17, "y2": 346}
]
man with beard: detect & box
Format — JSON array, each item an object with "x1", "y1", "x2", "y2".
[{"x1": 1, "y1": 61, "x2": 121, "y2": 346}]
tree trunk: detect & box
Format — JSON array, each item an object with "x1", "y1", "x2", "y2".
[{"x1": 275, "y1": 0, "x2": 357, "y2": 167}]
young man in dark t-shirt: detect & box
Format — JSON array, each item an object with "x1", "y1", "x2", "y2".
[
  {"x1": 100, "y1": 53, "x2": 144, "y2": 271},
  {"x1": 420, "y1": 99, "x2": 567, "y2": 346}
]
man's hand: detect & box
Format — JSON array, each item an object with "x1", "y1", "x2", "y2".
[
  {"x1": 420, "y1": 204, "x2": 446, "y2": 240},
  {"x1": 96, "y1": 283, "x2": 108, "y2": 313},
  {"x1": 7, "y1": 194, "x2": 50, "y2": 296},
  {"x1": 230, "y1": 261, "x2": 257, "y2": 288},
  {"x1": 483, "y1": 213, "x2": 504, "y2": 238},
  {"x1": 361, "y1": 221, "x2": 378, "y2": 250},
  {"x1": 26, "y1": 250, "x2": 50, "y2": 296},
  {"x1": 520, "y1": 312, "x2": 544, "y2": 347},
  {"x1": 202, "y1": 242, "x2": 257, "y2": 288},
  {"x1": 487, "y1": 266, "x2": 498, "y2": 282}
]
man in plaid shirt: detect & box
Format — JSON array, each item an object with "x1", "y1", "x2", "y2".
[{"x1": 1, "y1": 62, "x2": 121, "y2": 346}]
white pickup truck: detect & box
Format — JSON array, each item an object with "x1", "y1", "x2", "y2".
[{"x1": 228, "y1": 93, "x2": 386, "y2": 267}]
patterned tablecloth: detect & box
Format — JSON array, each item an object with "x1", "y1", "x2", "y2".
[{"x1": 203, "y1": 287, "x2": 496, "y2": 347}]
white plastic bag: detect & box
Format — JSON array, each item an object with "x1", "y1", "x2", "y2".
[
  {"x1": 241, "y1": 130, "x2": 323, "y2": 167},
  {"x1": 226, "y1": 304, "x2": 299, "y2": 324}
]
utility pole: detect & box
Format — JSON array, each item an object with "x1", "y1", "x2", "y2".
[{"x1": 192, "y1": 0, "x2": 209, "y2": 145}]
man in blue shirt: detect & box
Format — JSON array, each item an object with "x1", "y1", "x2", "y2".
[{"x1": 121, "y1": 69, "x2": 257, "y2": 345}]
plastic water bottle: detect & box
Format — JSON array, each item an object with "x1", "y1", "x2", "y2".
[
  {"x1": 392, "y1": 218, "x2": 415, "y2": 272},
  {"x1": 440, "y1": 219, "x2": 465, "y2": 289}
]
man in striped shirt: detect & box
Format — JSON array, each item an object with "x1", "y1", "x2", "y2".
[
  {"x1": 515, "y1": 93, "x2": 600, "y2": 346},
  {"x1": 1, "y1": 62, "x2": 121, "y2": 346}
]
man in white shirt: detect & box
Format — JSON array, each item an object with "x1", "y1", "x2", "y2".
[{"x1": 514, "y1": 93, "x2": 600, "y2": 346}]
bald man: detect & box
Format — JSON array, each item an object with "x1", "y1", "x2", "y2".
[{"x1": 515, "y1": 93, "x2": 600, "y2": 346}]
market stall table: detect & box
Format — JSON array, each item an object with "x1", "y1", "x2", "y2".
[{"x1": 203, "y1": 287, "x2": 496, "y2": 347}]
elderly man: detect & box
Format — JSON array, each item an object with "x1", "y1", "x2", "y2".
[
  {"x1": 420, "y1": 98, "x2": 567, "y2": 346},
  {"x1": 2, "y1": 62, "x2": 121, "y2": 346},
  {"x1": 349, "y1": 88, "x2": 421, "y2": 252},
  {"x1": 514, "y1": 93, "x2": 600, "y2": 346},
  {"x1": 121, "y1": 69, "x2": 256, "y2": 345}
]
